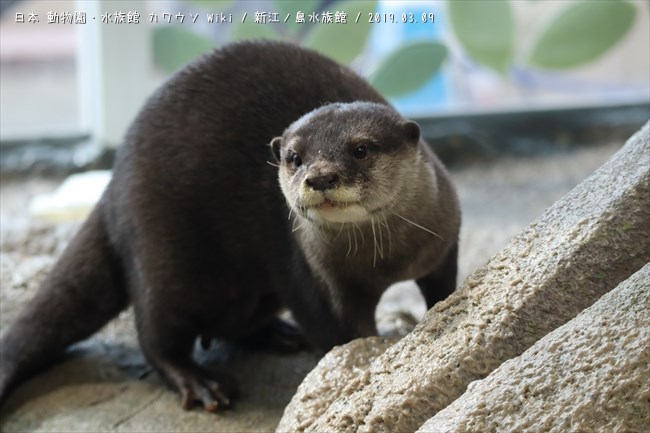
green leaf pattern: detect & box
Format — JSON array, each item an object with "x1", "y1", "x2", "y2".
[
  {"x1": 370, "y1": 42, "x2": 447, "y2": 98},
  {"x1": 528, "y1": 0, "x2": 637, "y2": 69},
  {"x1": 153, "y1": 0, "x2": 639, "y2": 97},
  {"x1": 303, "y1": 1, "x2": 378, "y2": 65},
  {"x1": 449, "y1": 0, "x2": 515, "y2": 74}
]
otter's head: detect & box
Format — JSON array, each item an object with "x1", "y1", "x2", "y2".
[{"x1": 270, "y1": 102, "x2": 422, "y2": 225}]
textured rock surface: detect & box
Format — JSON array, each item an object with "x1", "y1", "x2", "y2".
[
  {"x1": 277, "y1": 122, "x2": 650, "y2": 432},
  {"x1": 279, "y1": 337, "x2": 397, "y2": 430},
  {"x1": 0, "y1": 139, "x2": 625, "y2": 432},
  {"x1": 418, "y1": 263, "x2": 650, "y2": 433}
]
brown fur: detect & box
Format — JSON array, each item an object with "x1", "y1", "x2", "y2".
[{"x1": 0, "y1": 41, "x2": 460, "y2": 412}]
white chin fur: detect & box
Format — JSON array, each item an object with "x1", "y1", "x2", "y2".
[{"x1": 307, "y1": 203, "x2": 370, "y2": 223}]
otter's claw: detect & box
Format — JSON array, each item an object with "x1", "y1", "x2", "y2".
[
  {"x1": 180, "y1": 378, "x2": 230, "y2": 412},
  {"x1": 161, "y1": 363, "x2": 236, "y2": 413}
]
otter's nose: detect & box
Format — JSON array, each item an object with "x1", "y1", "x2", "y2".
[{"x1": 306, "y1": 173, "x2": 339, "y2": 191}]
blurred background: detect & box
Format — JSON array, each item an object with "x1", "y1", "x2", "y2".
[
  {"x1": 1, "y1": 0, "x2": 649, "y2": 279},
  {"x1": 1, "y1": 0, "x2": 649, "y2": 162}
]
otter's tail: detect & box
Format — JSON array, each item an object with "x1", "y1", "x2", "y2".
[{"x1": 0, "y1": 205, "x2": 129, "y2": 403}]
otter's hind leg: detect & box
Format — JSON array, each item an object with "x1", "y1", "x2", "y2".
[
  {"x1": 134, "y1": 307, "x2": 236, "y2": 412},
  {"x1": 416, "y1": 242, "x2": 458, "y2": 309},
  {"x1": 132, "y1": 293, "x2": 237, "y2": 412},
  {"x1": 129, "y1": 261, "x2": 237, "y2": 412}
]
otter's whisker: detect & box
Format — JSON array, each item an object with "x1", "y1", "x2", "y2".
[
  {"x1": 354, "y1": 221, "x2": 365, "y2": 246},
  {"x1": 292, "y1": 204, "x2": 309, "y2": 232},
  {"x1": 381, "y1": 213, "x2": 392, "y2": 258},
  {"x1": 371, "y1": 218, "x2": 378, "y2": 267},
  {"x1": 333, "y1": 222, "x2": 345, "y2": 241},
  {"x1": 266, "y1": 161, "x2": 280, "y2": 168},
  {"x1": 393, "y1": 212, "x2": 443, "y2": 240},
  {"x1": 292, "y1": 219, "x2": 305, "y2": 232},
  {"x1": 289, "y1": 195, "x2": 302, "y2": 221},
  {"x1": 346, "y1": 225, "x2": 352, "y2": 257},
  {"x1": 317, "y1": 222, "x2": 329, "y2": 243},
  {"x1": 377, "y1": 217, "x2": 384, "y2": 259},
  {"x1": 321, "y1": 220, "x2": 331, "y2": 244}
]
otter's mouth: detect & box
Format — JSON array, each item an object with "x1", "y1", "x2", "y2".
[
  {"x1": 303, "y1": 198, "x2": 372, "y2": 223},
  {"x1": 315, "y1": 198, "x2": 351, "y2": 209}
]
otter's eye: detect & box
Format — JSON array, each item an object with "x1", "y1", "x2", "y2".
[
  {"x1": 292, "y1": 153, "x2": 303, "y2": 167},
  {"x1": 353, "y1": 144, "x2": 368, "y2": 160}
]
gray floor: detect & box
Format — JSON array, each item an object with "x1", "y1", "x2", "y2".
[{"x1": 0, "y1": 140, "x2": 622, "y2": 432}]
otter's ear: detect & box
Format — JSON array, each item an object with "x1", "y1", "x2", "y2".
[
  {"x1": 270, "y1": 137, "x2": 282, "y2": 162},
  {"x1": 402, "y1": 121, "x2": 421, "y2": 145}
]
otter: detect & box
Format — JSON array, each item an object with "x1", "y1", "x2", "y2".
[{"x1": 0, "y1": 41, "x2": 460, "y2": 412}]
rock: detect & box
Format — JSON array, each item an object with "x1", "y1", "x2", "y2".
[
  {"x1": 278, "y1": 337, "x2": 396, "y2": 432},
  {"x1": 277, "y1": 122, "x2": 650, "y2": 433},
  {"x1": 418, "y1": 263, "x2": 650, "y2": 433}
]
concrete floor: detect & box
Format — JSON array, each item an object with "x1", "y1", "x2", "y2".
[{"x1": 0, "y1": 140, "x2": 622, "y2": 432}]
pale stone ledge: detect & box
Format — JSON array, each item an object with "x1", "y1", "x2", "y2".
[{"x1": 418, "y1": 263, "x2": 650, "y2": 433}]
